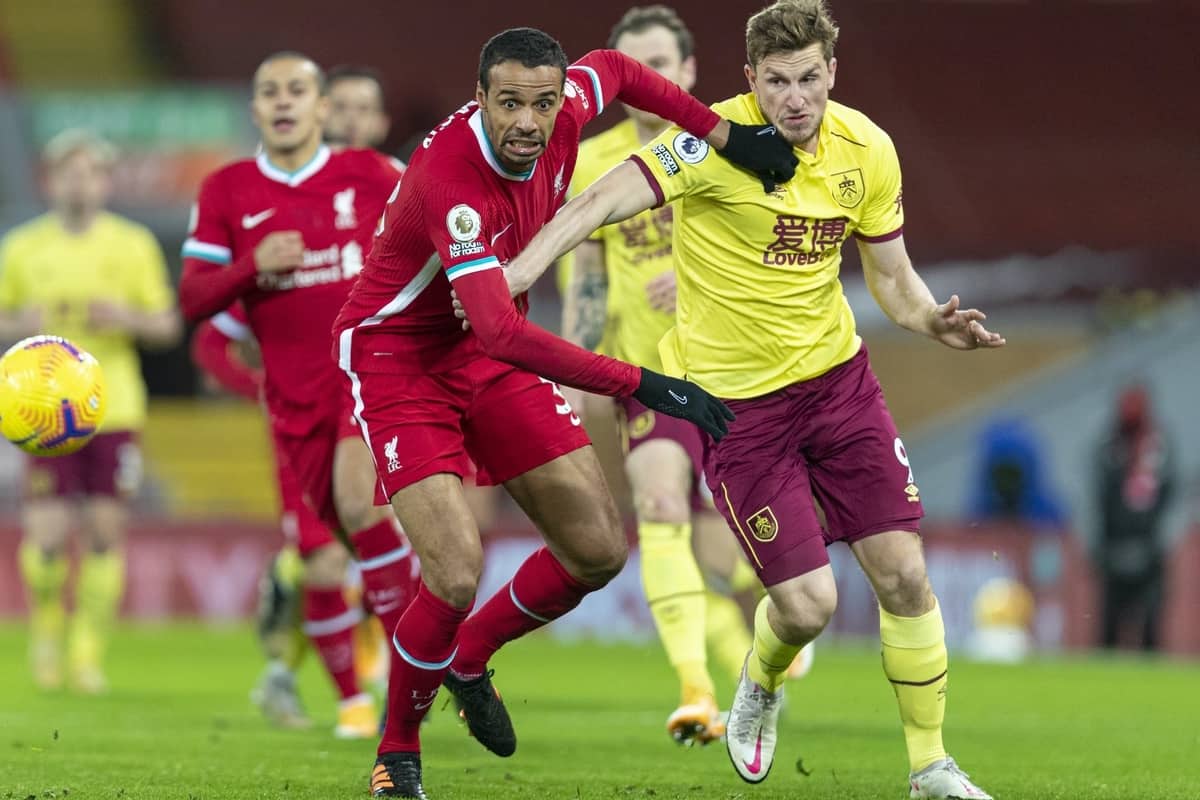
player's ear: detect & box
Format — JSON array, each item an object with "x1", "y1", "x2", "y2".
[
  {"x1": 827, "y1": 57, "x2": 837, "y2": 92},
  {"x1": 314, "y1": 93, "x2": 331, "y2": 125},
  {"x1": 680, "y1": 55, "x2": 697, "y2": 93},
  {"x1": 743, "y1": 63, "x2": 756, "y2": 93},
  {"x1": 475, "y1": 82, "x2": 487, "y2": 108}
]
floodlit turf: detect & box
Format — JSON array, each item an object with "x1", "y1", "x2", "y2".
[{"x1": 1, "y1": 622, "x2": 1197, "y2": 799}]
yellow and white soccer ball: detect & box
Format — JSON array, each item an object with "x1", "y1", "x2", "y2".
[{"x1": 0, "y1": 335, "x2": 106, "y2": 456}]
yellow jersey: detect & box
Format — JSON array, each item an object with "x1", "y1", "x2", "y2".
[
  {"x1": 0, "y1": 212, "x2": 174, "y2": 431},
  {"x1": 570, "y1": 118, "x2": 676, "y2": 367},
  {"x1": 634, "y1": 94, "x2": 904, "y2": 399}
]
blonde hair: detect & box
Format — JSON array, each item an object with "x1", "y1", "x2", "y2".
[
  {"x1": 42, "y1": 128, "x2": 117, "y2": 170},
  {"x1": 746, "y1": 0, "x2": 839, "y2": 68}
]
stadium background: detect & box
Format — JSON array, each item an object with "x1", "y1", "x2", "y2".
[{"x1": 0, "y1": 0, "x2": 1197, "y2": 650}]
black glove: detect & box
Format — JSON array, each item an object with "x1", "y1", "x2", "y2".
[
  {"x1": 718, "y1": 121, "x2": 799, "y2": 193},
  {"x1": 632, "y1": 368, "x2": 736, "y2": 441}
]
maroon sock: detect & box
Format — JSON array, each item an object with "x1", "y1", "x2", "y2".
[
  {"x1": 452, "y1": 547, "x2": 597, "y2": 678},
  {"x1": 303, "y1": 586, "x2": 362, "y2": 700},
  {"x1": 378, "y1": 581, "x2": 472, "y2": 755},
  {"x1": 351, "y1": 518, "x2": 420, "y2": 637}
]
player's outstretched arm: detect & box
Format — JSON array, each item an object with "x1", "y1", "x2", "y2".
[
  {"x1": 859, "y1": 235, "x2": 1006, "y2": 350},
  {"x1": 506, "y1": 161, "x2": 657, "y2": 297},
  {"x1": 453, "y1": 267, "x2": 732, "y2": 440},
  {"x1": 579, "y1": 50, "x2": 797, "y2": 190}
]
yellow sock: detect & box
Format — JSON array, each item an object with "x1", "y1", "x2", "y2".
[
  {"x1": 880, "y1": 600, "x2": 949, "y2": 772},
  {"x1": 704, "y1": 590, "x2": 753, "y2": 683},
  {"x1": 68, "y1": 550, "x2": 125, "y2": 675},
  {"x1": 639, "y1": 521, "x2": 712, "y2": 702},
  {"x1": 728, "y1": 558, "x2": 760, "y2": 595},
  {"x1": 18, "y1": 542, "x2": 68, "y2": 663},
  {"x1": 747, "y1": 596, "x2": 802, "y2": 692}
]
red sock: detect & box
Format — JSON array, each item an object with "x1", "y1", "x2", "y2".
[
  {"x1": 351, "y1": 518, "x2": 420, "y2": 637},
  {"x1": 379, "y1": 581, "x2": 472, "y2": 755},
  {"x1": 452, "y1": 547, "x2": 597, "y2": 678},
  {"x1": 303, "y1": 586, "x2": 363, "y2": 700}
]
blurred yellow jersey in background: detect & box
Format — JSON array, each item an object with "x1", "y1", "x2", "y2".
[
  {"x1": 0, "y1": 212, "x2": 174, "y2": 431},
  {"x1": 636, "y1": 95, "x2": 905, "y2": 399},
  {"x1": 564, "y1": 119, "x2": 677, "y2": 368}
]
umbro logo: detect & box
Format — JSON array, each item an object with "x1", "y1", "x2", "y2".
[{"x1": 242, "y1": 209, "x2": 275, "y2": 229}]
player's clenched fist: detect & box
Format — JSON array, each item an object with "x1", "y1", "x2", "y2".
[{"x1": 254, "y1": 231, "x2": 305, "y2": 273}]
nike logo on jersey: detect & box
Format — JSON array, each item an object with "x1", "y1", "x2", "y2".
[
  {"x1": 242, "y1": 209, "x2": 276, "y2": 229},
  {"x1": 667, "y1": 390, "x2": 689, "y2": 405},
  {"x1": 490, "y1": 223, "x2": 513, "y2": 246}
]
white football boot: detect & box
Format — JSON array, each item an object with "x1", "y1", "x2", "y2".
[
  {"x1": 909, "y1": 756, "x2": 993, "y2": 799},
  {"x1": 724, "y1": 658, "x2": 784, "y2": 783}
]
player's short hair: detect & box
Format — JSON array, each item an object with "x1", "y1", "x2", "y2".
[
  {"x1": 478, "y1": 28, "x2": 568, "y2": 92},
  {"x1": 254, "y1": 50, "x2": 328, "y2": 94},
  {"x1": 607, "y1": 5, "x2": 694, "y2": 61},
  {"x1": 328, "y1": 64, "x2": 386, "y2": 105},
  {"x1": 746, "y1": 0, "x2": 839, "y2": 68},
  {"x1": 42, "y1": 128, "x2": 117, "y2": 171}
]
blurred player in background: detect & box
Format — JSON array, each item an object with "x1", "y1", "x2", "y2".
[
  {"x1": 189, "y1": 62, "x2": 405, "y2": 730},
  {"x1": 178, "y1": 52, "x2": 418, "y2": 739},
  {"x1": 476, "y1": 1, "x2": 1002, "y2": 796},
  {"x1": 324, "y1": 65, "x2": 392, "y2": 151},
  {"x1": 0, "y1": 129, "x2": 181, "y2": 693},
  {"x1": 336, "y1": 26, "x2": 795, "y2": 797},
  {"x1": 564, "y1": 5, "x2": 814, "y2": 746}
]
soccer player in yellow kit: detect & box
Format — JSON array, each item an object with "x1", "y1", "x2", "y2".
[
  {"x1": 485, "y1": 2, "x2": 1001, "y2": 796},
  {"x1": 0, "y1": 129, "x2": 181, "y2": 692},
  {"x1": 564, "y1": 5, "x2": 811, "y2": 746}
]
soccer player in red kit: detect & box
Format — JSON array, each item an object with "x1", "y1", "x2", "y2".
[
  {"x1": 178, "y1": 51, "x2": 420, "y2": 737},
  {"x1": 333, "y1": 28, "x2": 796, "y2": 798}
]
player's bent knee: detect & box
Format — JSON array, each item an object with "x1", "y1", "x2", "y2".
[
  {"x1": 770, "y1": 577, "x2": 838, "y2": 643},
  {"x1": 876, "y1": 562, "x2": 935, "y2": 617},
  {"x1": 633, "y1": 489, "x2": 690, "y2": 525},
  {"x1": 303, "y1": 543, "x2": 349, "y2": 588},
  {"x1": 563, "y1": 531, "x2": 628, "y2": 587}
]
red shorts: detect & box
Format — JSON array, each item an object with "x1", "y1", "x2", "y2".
[
  {"x1": 349, "y1": 357, "x2": 591, "y2": 503},
  {"x1": 273, "y1": 438, "x2": 337, "y2": 556},
  {"x1": 24, "y1": 430, "x2": 142, "y2": 500},
  {"x1": 618, "y1": 396, "x2": 709, "y2": 511},
  {"x1": 272, "y1": 392, "x2": 361, "y2": 534},
  {"x1": 703, "y1": 346, "x2": 923, "y2": 586}
]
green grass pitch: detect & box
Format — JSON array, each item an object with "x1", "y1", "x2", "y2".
[{"x1": 1, "y1": 623, "x2": 1197, "y2": 799}]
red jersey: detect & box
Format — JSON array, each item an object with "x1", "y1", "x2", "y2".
[
  {"x1": 334, "y1": 50, "x2": 719, "y2": 396},
  {"x1": 179, "y1": 146, "x2": 402, "y2": 434}
]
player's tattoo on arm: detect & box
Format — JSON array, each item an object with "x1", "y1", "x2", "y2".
[
  {"x1": 562, "y1": 239, "x2": 608, "y2": 351},
  {"x1": 573, "y1": 271, "x2": 608, "y2": 351}
]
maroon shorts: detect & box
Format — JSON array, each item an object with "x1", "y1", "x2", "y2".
[
  {"x1": 272, "y1": 394, "x2": 360, "y2": 534},
  {"x1": 273, "y1": 438, "x2": 337, "y2": 556},
  {"x1": 618, "y1": 396, "x2": 709, "y2": 511},
  {"x1": 349, "y1": 357, "x2": 591, "y2": 503},
  {"x1": 702, "y1": 346, "x2": 923, "y2": 586},
  {"x1": 24, "y1": 430, "x2": 141, "y2": 500}
]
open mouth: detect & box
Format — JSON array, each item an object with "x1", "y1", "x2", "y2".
[
  {"x1": 272, "y1": 118, "x2": 297, "y2": 133},
  {"x1": 504, "y1": 139, "x2": 543, "y2": 158}
]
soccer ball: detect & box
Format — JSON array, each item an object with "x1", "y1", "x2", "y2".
[{"x1": 0, "y1": 335, "x2": 106, "y2": 456}]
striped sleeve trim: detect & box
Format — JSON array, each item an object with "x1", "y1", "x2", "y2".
[
  {"x1": 182, "y1": 238, "x2": 232, "y2": 264},
  {"x1": 569, "y1": 65, "x2": 604, "y2": 115},
  {"x1": 628, "y1": 155, "x2": 665, "y2": 208},
  {"x1": 856, "y1": 226, "x2": 904, "y2": 244},
  {"x1": 211, "y1": 310, "x2": 251, "y2": 341},
  {"x1": 445, "y1": 256, "x2": 501, "y2": 281}
]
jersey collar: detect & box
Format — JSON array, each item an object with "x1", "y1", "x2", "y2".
[
  {"x1": 468, "y1": 109, "x2": 537, "y2": 182},
  {"x1": 256, "y1": 144, "x2": 331, "y2": 186}
]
